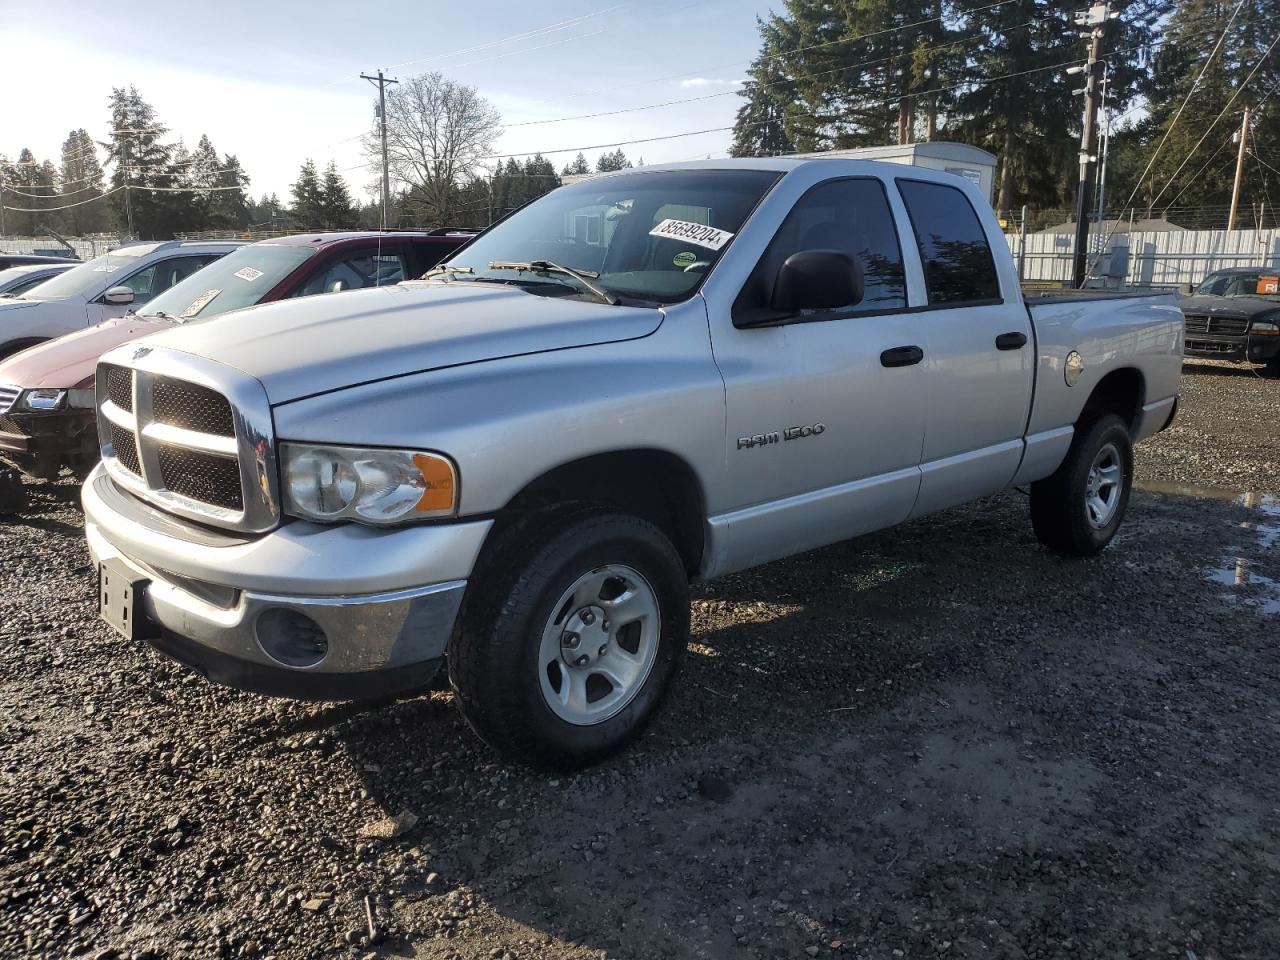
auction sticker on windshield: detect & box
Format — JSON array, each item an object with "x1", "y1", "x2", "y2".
[
  {"x1": 179, "y1": 289, "x2": 220, "y2": 319},
  {"x1": 234, "y1": 266, "x2": 264, "y2": 282},
  {"x1": 649, "y1": 219, "x2": 734, "y2": 251}
]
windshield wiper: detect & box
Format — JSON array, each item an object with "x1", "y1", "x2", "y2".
[
  {"x1": 423, "y1": 264, "x2": 474, "y2": 280},
  {"x1": 487, "y1": 260, "x2": 619, "y2": 306}
]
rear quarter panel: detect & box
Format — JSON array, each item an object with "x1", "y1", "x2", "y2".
[{"x1": 1025, "y1": 293, "x2": 1183, "y2": 438}]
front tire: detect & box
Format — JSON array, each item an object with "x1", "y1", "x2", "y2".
[
  {"x1": 1030, "y1": 414, "x2": 1133, "y2": 556},
  {"x1": 450, "y1": 506, "x2": 689, "y2": 770},
  {"x1": 0, "y1": 468, "x2": 28, "y2": 515},
  {"x1": 1261, "y1": 355, "x2": 1280, "y2": 380}
]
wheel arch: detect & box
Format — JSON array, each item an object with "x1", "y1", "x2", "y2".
[
  {"x1": 496, "y1": 448, "x2": 707, "y2": 578},
  {"x1": 1079, "y1": 366, "x2": 1145, "y2": 433},
  {"x1": 0, "y1": 337, "x2": 49, "y2": 362}
]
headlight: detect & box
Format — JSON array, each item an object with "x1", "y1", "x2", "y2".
[
  {"x1": 25, "y1": 389, "x2": 66, "y2": 411},
  {"x1": 281, "y1": 443, "x2": 458, "y2": 525},
  {"x1": 1250, "y1": 322, "x2": 1280, "y2": 337}
]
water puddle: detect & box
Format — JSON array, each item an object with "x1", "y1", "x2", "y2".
[
  {"x1": 1203, "y1": 559, "x2": 1280, "y2": 615},
  {"x1": 1136, "y1": 481, "x2": 1280, "y2": 615}
]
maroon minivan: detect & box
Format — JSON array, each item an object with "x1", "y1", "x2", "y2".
[{"x1": 0, "y1": 230, "x2": 472, "y2": 505}]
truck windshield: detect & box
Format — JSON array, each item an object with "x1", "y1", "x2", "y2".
[
  {"x1": 440, "y1": 169, "x2": 781, "y2": 305},
  {"x1": 17, "y1": 247, "x2": 149, "y2": 301},
  {"x1": 1195, "y1": 271, "x2": 1280, "y2": 300},
  {"x1": 145, "y1": 244, "x2": 314, "y2": 321}
]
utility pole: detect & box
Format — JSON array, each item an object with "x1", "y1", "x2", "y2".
[
  {"x1": 361, "y1": 69, "x2": 399, "y2": 230},
  {"x1": 121, "y1": 139, "x2": 135, "y2": 238},
  {"x1": 1227, "y1": 107, "x2": 1250, "y2": 231},
  {"x1": 1070, "y1": 2, "x2": 1113, "y2": 288}
]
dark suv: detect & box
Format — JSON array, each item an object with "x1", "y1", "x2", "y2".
[{"x1": 1180, "y1": 268, "x2": 1280, "y2": 378}]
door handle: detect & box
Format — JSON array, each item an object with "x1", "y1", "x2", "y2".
[
  {"x1": 995, "y1": 331, "x2": 1028, "y2": 350},
  {"x1": 880, "y1": 345, "x2": 924, "y2": 368}
]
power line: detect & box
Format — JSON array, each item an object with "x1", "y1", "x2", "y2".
[
  {"x1": 385, "y1": 3, "x2": 627, "y2": 71},
  {"x1": 1147, "y1": 29, "x2": 1280, "y2": 211},
  {"x1": 1247, "y1": 149, "x2": 1280, "y2": 179},
  {"x1": 2, "y1": 186, "x2": 123, "y2": 213},
  {"x1": 1087, "y1": 0, "x2": 1248, "y2": 271}
]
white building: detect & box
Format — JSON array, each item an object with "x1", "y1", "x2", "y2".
[{"x1": 787, "y1": 142, "x2": 998, "y2": 205}]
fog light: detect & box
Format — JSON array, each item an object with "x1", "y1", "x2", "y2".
[{"x1": 256, "y1": 609, "x2": 328, "y2": 668}]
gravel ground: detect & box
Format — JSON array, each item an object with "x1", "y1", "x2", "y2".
[{"x1": 2, "y1": 361, "x2": 1278, "y2": 960}]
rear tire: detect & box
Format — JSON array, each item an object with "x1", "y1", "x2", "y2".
[
  {"x1": 450, "y1": 505, "x2": 689, "y2": 770},
  {"x1": 1030, "y1": 414, "x2": 1133, "y2": 556}
]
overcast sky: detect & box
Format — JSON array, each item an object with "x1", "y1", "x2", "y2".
[{"x1": 2, "y1": 0, "x2": 782, "y2": 202}]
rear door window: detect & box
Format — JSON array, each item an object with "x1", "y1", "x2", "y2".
[
  {"x1": 120, "y1": 255, "x2": 220, "y2": 305},
  {"x1": 897, "y1": 180, "x2": 1001, "y2": 305}
]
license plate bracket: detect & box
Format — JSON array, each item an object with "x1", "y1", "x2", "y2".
[{"x1": 99, "y1": 558, "x2": 153, "y2": 641}]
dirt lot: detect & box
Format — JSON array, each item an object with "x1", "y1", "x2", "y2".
[{"x1": 2, "y1": 360, "x2": 1278, "y2": 960}]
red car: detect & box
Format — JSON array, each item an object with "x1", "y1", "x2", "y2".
[{"x1": 0, "y1": 231, "x2": 472, "y2": 505}]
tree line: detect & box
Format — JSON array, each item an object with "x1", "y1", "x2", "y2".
[
  {"x1": 2, "y1": 76, "x2": 644, "y2": 240},
  {"x1": 731, "y1": 0, "x2": 1280, "y2": 223}
]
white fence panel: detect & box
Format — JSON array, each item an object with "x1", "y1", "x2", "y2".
[
  {"x1": 1005, "y1": 228, "x2": 1280, "y2": 289},
  {"x1": 0, "y1": 236, "x2": 122, "y2": 260}
]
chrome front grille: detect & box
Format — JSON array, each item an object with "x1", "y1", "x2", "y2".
[
  {"x1": 156, "y1": 443, "x2": 244, "y2": 509},
  {"x1": 104, "y1": 365, "x2": 133, "y2": 412},
  {"x1": 95, "y1": 348, "x2": 279, "y2": 533},
  {"x1": 107, "y1": 421, "x2": 142, "y2": 475},
  {"x1": 1184, "y1": 313, "x2": 1249, "y2": 336},
  {"x1": 0, "y1": 384, "x2": 20, "y2": 416},
  {"x1": 152, "y1": 379, "x2": 235, "y2": 436}
]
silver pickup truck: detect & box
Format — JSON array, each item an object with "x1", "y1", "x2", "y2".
[{"x1": 83, "y1": 159, "x2": 1183, "y2": 768}]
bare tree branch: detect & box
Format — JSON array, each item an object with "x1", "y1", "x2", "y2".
[{"x1": 363, "y1": 72, "x2": 502, "y2": 226}]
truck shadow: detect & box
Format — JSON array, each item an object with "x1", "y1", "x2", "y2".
[
  {"x1": 1181, "y1": 359, "x2": 1270, "y2": 379},
  {"x1": 307, "y1": 488, "x2": 1273, "y2": 958}
]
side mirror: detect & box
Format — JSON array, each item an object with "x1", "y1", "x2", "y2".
[
  {"x1": 102, "y1": 285, "x2": 135, "y2": 306},
  {"x1": 771, "y1": 250, "x2": 864, "y2": 314}
]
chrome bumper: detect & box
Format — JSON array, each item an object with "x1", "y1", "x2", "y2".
[{"x1": 82, "y1": 465, "x2": 492, "y2": 699}]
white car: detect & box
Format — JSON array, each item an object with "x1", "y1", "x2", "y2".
[
  {"x1": 0, "y1": 263, "x2": 77, "y2": 298},
  {"x1": 0, "y1": 240, "x2": 244, "y2": 359}
]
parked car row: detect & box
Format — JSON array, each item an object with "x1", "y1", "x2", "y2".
[
  {"x1": 0, "y1": 231, "x2": 471, "y2": 508},
  {"x1": 70, "y1": 159, "x2": 1184, "y2": 768},
  {"x1": 0, "y1": 262, "x2": 77, "y2": 297}
]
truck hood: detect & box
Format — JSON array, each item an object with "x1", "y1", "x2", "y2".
[
  {"x1": 0, "y1": 315, "x2": 171, "y2": 389},
  {"x1": 1178, "y1": 294, "x2": 1280, "y2": 320},
  {"x1": 143, "y1": 280, "x2": 666, "y2": 403}
]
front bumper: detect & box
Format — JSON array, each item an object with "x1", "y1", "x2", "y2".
[
  {"x1": 1184, "y1": 334, "x2": 1280, "y2": 363},
  {"x1": 0, "y1": 406, "x2": 98, "y2": 479},
  {"x1": 82, "y1": 465, "x2": 493, "y2": 700}
]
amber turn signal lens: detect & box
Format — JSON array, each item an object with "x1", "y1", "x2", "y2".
[{"x1": 413, "y1": 453, "x2": 457, "y2": 513}]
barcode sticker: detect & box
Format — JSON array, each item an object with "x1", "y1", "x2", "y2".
[{"x1": 648, "y1": 219, "x2": 734, "y2": 251}]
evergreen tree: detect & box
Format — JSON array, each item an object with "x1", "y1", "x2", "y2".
[
  {"x1": 59, "y1": 129, "x2": 106, "y2": 235},
  {"x1": 103, "y1": 87, "x2": 181, "y2": 238},
  {"x1": 595, "y1": 149, "x2": 633, "y2": 172},
  {"x1": 737, "y1": 0, "x2": 955, "y2": 152},
  {"x1": 207, "y1": 153, "x2": 251, "y2": 231},
  {"x1": 0, "y1": 149, "x2": 58, "y2": 236},
  {"x1": 289, "y1": 159, "x2": 325, "y2": 229},
  {"x1": 319, "y1": 162, "x2": 358, "y2": 230},
  {"x1": 1108, "y1": 0, "x2": 1280, "y2": 222},
  {"x1": 562, "y1": 152, "x2": 590, "y2": 176},
  {"x1": 521, "y1": 154, "x2": 560, "y2": 204},
  {"x1": 730, "y1": 61, "x2": 797, "y2": 157}
]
